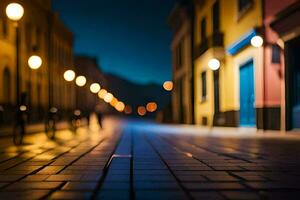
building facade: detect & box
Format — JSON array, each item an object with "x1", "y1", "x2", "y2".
[
  {"x1": 168, "y1": 1, "x2": 194, "y2": 124},
  {"x1": 270, "y1": 0, "x2": 300, "y2": 130},
  {"x1": 0, "y1": 0, "x2": 75, "y2": 125},
  {"x1": 169, "y1": 0, "x2": 299, "y2": 130}
]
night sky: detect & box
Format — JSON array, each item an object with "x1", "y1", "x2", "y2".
[{"x1": 52, "y1": 0, "x2": 176, "y2": 85}]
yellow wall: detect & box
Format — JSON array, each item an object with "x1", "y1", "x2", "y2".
[{"x1": 194, "y1": 0, "x2": 263, "y2": 126}]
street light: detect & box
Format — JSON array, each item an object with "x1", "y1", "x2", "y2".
[
  {"x1": 75, "y1": 76, "x2": 86, "y2": 87},
  {"x1": 251, "y1": 35, "x2": 264, "y2": 47},
  {"x1": 163, "y1": 81, "x2": 173, "y2": 91},
  {"x1": 115, "y1": 101, "x2": 125, "y2": 112},
  {"x1": 104, "y1": 93, "x2": 114, "y2": 103},
  {"x1": 63, "y1": 70, "x2": 76, "y2": 82},
  {"x1": 90, "y1": 83, "x2": 101, "y2": 94},
  {"x1": 146, "y1": 102, "x2": 157, "y2": 113},
  {"x1": 6, "y1": 2, "x2": 24, "y2": 106},
  {"x1": 137, "y1": 106, "x2": 147, "y2": 116},
  {"x1": 208, "y1": 58, "x2": 220, "y2": 70},
  {"x1": 28, "y1": 55, "x2": 42, "y2": 70},
  {"x1": 98, "y1": 89, "x2": 107, "y2": 99},
  {"x1": 6, "y1": 3, "x2": 24, "y2": 21}
]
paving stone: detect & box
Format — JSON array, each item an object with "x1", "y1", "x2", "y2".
[
  {"x1": 50, "y1": 191, "x2": 92, "y2": 199},
  {"x1": 46, "y1": 174, "x2": 83, "y2": 181},
  {"x1": 135, "y1": 191, "x2": 188, "y2": 200},
  {"x1": 0, "y1": 190, "x2": 50, "y2": 199},
  {"x1": 96, "y1": 190, "x2": 130, "y2": 200},
  {"x1": 22, "y1": 175, "x2": 50, "y2": 182},
  {"x1": 5, "y1": 181, "x2": 63, "y2": 190},
  {"x1": 102, "y1": 181, "x2": 130, "y2": 190},
  {"x1": 183, "y1": 182, "x2": 245, "y2": 190},
  {"x1": 62, "y1": 182, "x2": 98, "y2": 191},
  {"x1": 134, "y1": 181, "x2": 180, "y2": 190},
  {"x1": 0, "y1": 175, "x2": 24, "y2": 182},
  {"x1": 37, "y1": 166, "x2": 64, "y2": 174},
  {"x1": 221, "y1": 191, "x2": 260, "y2": 200},
  {"x1": 190, "y1": 191, "x2": 225, "y2": 200}
]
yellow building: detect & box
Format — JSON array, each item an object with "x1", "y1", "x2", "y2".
[
  {"x1": 168, "y1": 2, "x2": 194, "y2": 124},
  {"x1": 194, "y1": 0, "x2": 264, "y2": 127},
  {"x1": 0, "y1": 0, "x2": 75, "y2": 125}
]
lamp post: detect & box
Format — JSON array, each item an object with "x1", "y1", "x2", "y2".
[{"x1": 6, "y1": 3, "x2": 24, "y2": 107}]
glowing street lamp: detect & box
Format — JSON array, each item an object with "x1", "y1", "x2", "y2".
[
  {"x1": 137, "y1": 106, "x2": 147, "y2": 116},
  {"x1": 6, "y1": 3, "x2": 24, "y2": 21},
  {"x1": 104, "y1": 93, "x2": 114, "y2": 103},
  {"x1": 75, "y1": 76, "x2": 86, "y2": 87},
  {"x1": 208, "y1": 58, "x2": 220, "y2": 70},
  {"x1": 251, "y1": 35, "x2": 264, "y2": 47},
  {"x1": 98, "y1": 89, "x2": 107, "y2": 99},
  {"x1": 28, "y1": 55, "x2": 42, "y2": 70},
  {"x1": 146, "y1": 102, "x2": 158, "y2": 113},
  {"x1": 90, "y1": 83, "x2": 101, "y2": 93},
  {"x1": 6, "y1": 3, "x2": 25, "y2": 128},
  {"x1": 115, "y1": 101, "x2": 125, "y2": 112},
  {"x1": 124, "y1": 105, "x2": 132, "y2": 114},
  {"x1": 163, "y1": 81, "x2": 173, "y2": 91},
  {"x1": 64, "y1": 70, "x2": 76, "y2": 82}
]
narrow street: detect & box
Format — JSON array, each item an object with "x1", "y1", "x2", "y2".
[{"x1": 0, "y1": 118, "x2": 300, "y2": 200}]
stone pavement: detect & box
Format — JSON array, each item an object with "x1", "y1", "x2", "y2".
[{"x1": 0, "y1": 119, "x2": 300, "y2": 199}]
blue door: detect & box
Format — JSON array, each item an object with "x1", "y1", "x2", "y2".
[{"x1": 240, "y1": 60, "x2": 256, "y2": 126}]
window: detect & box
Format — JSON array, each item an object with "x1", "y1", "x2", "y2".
[
  {"x1": 201, "y1": 71, "x2": 207, "y2": 101},
  {"x1": 238, "y1": 0, "x2": 253, "y2": 13},
  {"x1": 272, "y1": 44, "x2": 281, "y2": 64},
  {"x1": 200, "y1": 18, "x2": 206, "y2": 43},
  {"x1": 212, "y1": 0, "x2": 220, "y2": 33},
  {"x1": 176, "y1": 42, "x2": 182, "y2": 68}
]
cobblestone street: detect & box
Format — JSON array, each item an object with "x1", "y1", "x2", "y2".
[{"x1": 1, "y1": 119, "x2": 300, "y2": 199}]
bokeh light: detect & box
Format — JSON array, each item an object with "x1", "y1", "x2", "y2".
[
  {"x1": 208, "y1": 58, "x2": 220, "y2": 70},
  {"x1": 104, "y1": 93, "x2": 114, "y2": 103},
  {"x1": 98, "y1": 89, "x2": 107, "y2": 99},
  {"x1": 90, "y1": 83, "x2": 101, "y2": 93},
  {"x1": 75, "y1": 76, "x2": 87, "y2": 87},
  {"x1": 137, "y1": 106, "x2": 147, "y2": 116},
  {"x1": 146, "y1": 102, "x2": 158, "y2": 113},
  {"x1": 115, "y1": 101, "x2": 125, "y2": 112},
  {"x1": 163, "y1": 81, "x2": 173, "y2": 91},
  {"x1": 124, "y1": 105, "x2": 132, "y2": 114},
  {"x1": 6, "y1": 3, "x2": 24, "y2": 21},
  {"x1": 64, "y1": 70, "x2": 76, "y2": 82},
  {"x1": 28, "y1": 55, "x2": 42, "y2": 70}
]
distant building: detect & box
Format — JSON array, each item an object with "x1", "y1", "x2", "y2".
[
  {"x1": 0, "y1": 0, "x2": 75, "y2": 125},
  {"x1": 168, "y1": 0, "x2": 194, "y2": 124},
  {"x1": 74, "y1": 55, "x2": 108, "y2": 116}
]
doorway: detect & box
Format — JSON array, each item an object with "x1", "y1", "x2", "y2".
[
  {"x1": 239, "y1": 60, "x2": 256, "y2": 126},
  {"x1": 286, "y1": 36, "x2": 300, "y2": 129}
]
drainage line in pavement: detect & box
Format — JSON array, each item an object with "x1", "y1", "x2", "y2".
[
  {"x1": 143, "y1": 133, "x2": 194, "y2": 200},
  {"x1": 91, "y1": 131, "x2": 125, "y2": 200},
  {"x1": 130, "y1": 129, "x2": 135, "y2": 200}
]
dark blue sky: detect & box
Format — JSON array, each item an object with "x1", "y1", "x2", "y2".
[{"x1": 52, "y1": 0, "x2": 175, "y2": 84}]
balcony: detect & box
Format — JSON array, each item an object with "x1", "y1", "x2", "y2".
[{"x1": 194, "y1": 32, "x2": 224, "y2": 59}]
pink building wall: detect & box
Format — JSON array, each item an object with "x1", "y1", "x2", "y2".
[{"x1": 263, "y1": 0, "x2": 297, "y2": 107}]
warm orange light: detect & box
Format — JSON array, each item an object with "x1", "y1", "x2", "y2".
[
  {"x1": 163, "y1": 81, "x2": 173, "y2": 91},
  {"x1": 115, "y1": 101, "x2": 125, "y2": 112},
  {"x1": 146, "y1": 102, "x2": 157, "y2": 113},
  {"x1": 110, "y1": 98, "x2": 118, "y2": 107},
  {"x1": 104, "y1": 93, "x2": 114, "y2": 103},
  {"x1": 98, "y1": 89, "x2": 107, "y2": 99},
  {"x1": 124, "y1": 105, "x2": 132, "y2": 114},
  {"x1": 137, "y1": 106, "x2": 147, "y2": 116}
]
